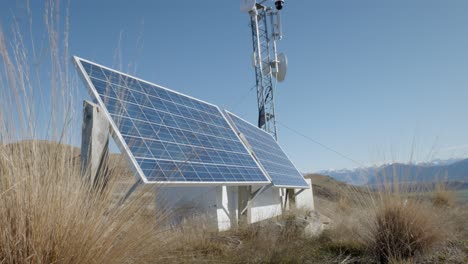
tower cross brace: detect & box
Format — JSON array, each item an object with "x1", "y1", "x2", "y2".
[{"x1": 249, "y1": 4, "x2": 280, "y2": 140}]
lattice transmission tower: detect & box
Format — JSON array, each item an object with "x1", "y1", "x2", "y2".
[{"x1": 242, "y1": 0, "x2": 287, "y2": 141}]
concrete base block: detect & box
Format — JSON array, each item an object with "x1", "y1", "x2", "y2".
[{"x1": 156, "y1": 185, "x2": 284, "y2": 231}]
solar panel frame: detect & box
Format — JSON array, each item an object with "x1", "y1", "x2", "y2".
[
  {"x1": 224, "y1": 110, "x2": 309, "y2": 189},
  {"x1": 73, "y1": 56, "x2": 271, "y2": 186}
]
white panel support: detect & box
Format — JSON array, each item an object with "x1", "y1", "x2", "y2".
[
  {"x1": 249, "y1": 185, "x2": 282, "y2": 223},
  {"x1": 294, "y1": 179, "x2": 315, "y2": 211},
  {"x1": 282, "y1": 179, "x2": 315, "y2": 211},
  {"x1": 238, "y1": 185, "x2": 251, "y2": 225},
  {"x1": 240, "y1": 184, "x2": 272, "y2": 216},
  {"x1": 287, "y1": 188, "x2": 296, "y2": 209},
  {"x1": 81, "y1": 100, "x2": 110, "y2": 189},
  {"x1": 216, "y1": 186, "x2": 239, "y2": 230}
]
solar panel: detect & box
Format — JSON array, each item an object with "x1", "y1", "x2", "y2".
[
  {"x1": 74, "y1": 56, "x2": 270, "y2": 185},
  {"x1": 225, "y1": 111, "x2": 309, "y2": 188}
]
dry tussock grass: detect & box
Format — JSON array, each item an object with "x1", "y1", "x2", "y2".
[
  {"x1": 0, "y1": 141, "x2": 174, "y2": 263},
  {"x1": 0, "y1": 1, "x2": 178, "y2": 262},
  {"x1": 168, "y1": 193, "x2": 465, "y2": 264},
  {"x1": 432, "y1": 182, "x2": 456, "y2": 208},
  {"x1": 313, "y1": 170, "x2": 466, "y2": 264},
  {"x1": 166, "y1": 216, "x2": 335, "y2": 264},
  {"x1": 371, "y1": 197, "x2": 442, "y2": 263}
]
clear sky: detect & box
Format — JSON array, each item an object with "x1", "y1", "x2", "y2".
[{"x1": 2, "y1": 0, "x2": 468, "y2": 172}]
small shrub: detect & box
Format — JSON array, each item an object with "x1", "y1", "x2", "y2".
[
  {"x1": 370, "y1": 198, "x2": 442, "y2": 263},
  {"x1": 432, "y1": 183, "x2": 455, "y2": 208},
  {"x1": 433, "y1": 191, "x2": 455, "y2": 208}
]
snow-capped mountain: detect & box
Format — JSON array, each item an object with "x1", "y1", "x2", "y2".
[{"x1": 318, "y1": 158, "x2": 468, "y2": 185}]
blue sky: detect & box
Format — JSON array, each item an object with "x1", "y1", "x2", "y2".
[{"x1": 2, "y1": 0, "x2": 468, "y2": 172}]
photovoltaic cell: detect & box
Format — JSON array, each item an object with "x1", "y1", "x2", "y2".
[
  {"x1": 74, "y1": 57, "x2": 269, "y2": 185},
  {"x1": 225, "y1": 111, "x2": 309, "y2": 188}
]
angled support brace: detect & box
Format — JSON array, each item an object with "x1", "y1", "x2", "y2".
[
  {"x1": 287, "y1": 188, "x2": 306, "y2": 209},
  {"x1": 241, "y1": 184, "x2": 273, "y2": 215},
  {"x1": 285, "y1": 188, "x2": 306, "y2": 208},
  {"x1": 294, "y1": 188, "x2": 306, "y2": 197},
  {"x1": 118, "y1": 179, "x2": 143, "y2": 205}
]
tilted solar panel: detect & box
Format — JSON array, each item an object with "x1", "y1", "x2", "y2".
[
  {"x1": 74, "y1": 56, "x2": 269, "y2": 185},
  {"x1": 225, "y1": 111, "x2": 309, "y2": 188}
]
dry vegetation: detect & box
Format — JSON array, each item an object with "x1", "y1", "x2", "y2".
[
  {"x1": 0, "y1": 142, "x2": 173, "y2": 263},
  {"x1": 0, "y1": 1, "x2": 467, "y2": 263},
  {"x1": 432, "y1": 183, "x2": 456, "y2": 208},
  {"x1": 307, "y1": 174, "x2": 468, "y2": 263},
  {"x1": 156, "y1": 174, "x2": 468, "y2": 263},
  {"x1": 0, "y1": 1, "x2": 173, "y2": 262}
]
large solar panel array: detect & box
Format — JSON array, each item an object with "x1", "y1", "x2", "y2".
[
  {"x1": 74, "y1": 57, "x2": 269, "y2": 185},
  {"x1": 74, "y1": 56, "x2": 308, "y2": 188},
  {"x1": 225, "y1": 111, "x2": 309, "y2": 188}
]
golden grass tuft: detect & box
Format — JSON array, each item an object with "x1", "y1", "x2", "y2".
[
  {"x1": 0, "y1": 141, "x2": 173, "y2": 263},
  {"x1": 432, "y1": 183, "x2": 455, "y2": 208},
  {"x1": 0, "y1": 1, "x2": 175, "y2": 262},
  {"x1": 310, "y1": 172, "x2": 458, "y2": 263},
  {"x1": 370, "y1": 197, "x2": 442, "y2": 263}
]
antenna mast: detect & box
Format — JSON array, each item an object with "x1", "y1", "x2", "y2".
[{"x1": 241, "y1": 0, "x2": 287, "y2": 141}]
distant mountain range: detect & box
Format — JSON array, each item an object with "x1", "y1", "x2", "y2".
[{"x1": 319, "y1": 158, "x2": 468, "y2": 185}]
